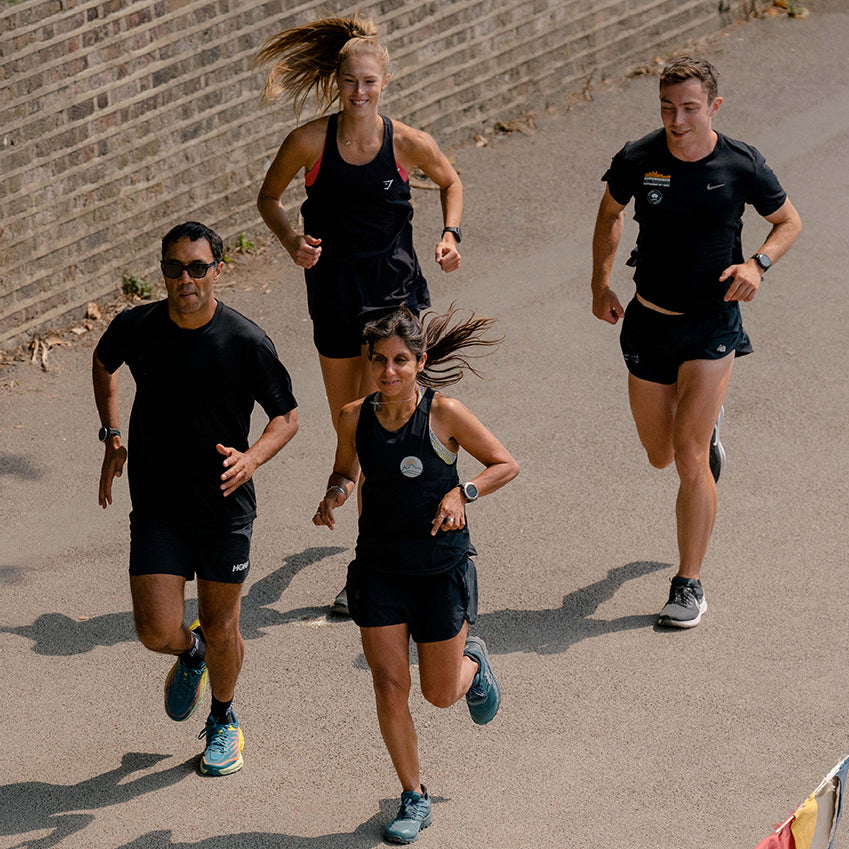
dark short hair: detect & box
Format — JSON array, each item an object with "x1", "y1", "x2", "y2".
[
  {"x1": 161, "y1": 221, "x2": 224, "y2": 264},
  {"x1": 660, "y1": 56, "x2": 719, "y2": 102}
]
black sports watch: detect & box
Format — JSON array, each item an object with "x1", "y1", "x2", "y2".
[
  {"x1": 98, "y1": 426, "x2": 121, "y2": 442},
  {"x1": 441, "y1": 226, "x2": 462, "y2": 243},
  {"x1": 752, "y1": 253, "x2": 772, "y2": 272},
  {"x1": 461, "y1": 482, "x2": 479, "y2": 503}
]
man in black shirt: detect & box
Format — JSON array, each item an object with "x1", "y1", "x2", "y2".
[
  {"x1": 590, "y1": 57, "x2": 801, "y2": 628},
  {"x1": 93, "y1": 221, "x2": 299, "y2": 774}
]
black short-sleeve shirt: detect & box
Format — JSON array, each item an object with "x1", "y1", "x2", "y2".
[
  {"x1": 602, "y1": 129, "x2": 787, "y2": 312},
  {"x1": 95, "y1": 300, "x2": 297, "y2": 529}
]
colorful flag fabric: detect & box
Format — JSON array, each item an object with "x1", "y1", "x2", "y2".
[{"x1": 756, "y1": 754, "x2": 849, "y2": 849}]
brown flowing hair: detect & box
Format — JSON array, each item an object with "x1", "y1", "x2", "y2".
[
  {"x1": 363, "y1": 305, "x2": 504, "y2": 389},
  {"x1": 253, "y1": 14, "x2": 389, "y2": 117}
]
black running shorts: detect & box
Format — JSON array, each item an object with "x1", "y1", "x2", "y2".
[
  {"x1": 312, "y1": 306, "x2": 419, "y2": 359},
  {"x1": 129, "y1": 514, "x2": 253, "y2": 584},
  {"x1": 346, "y1": 557, "x2": 478, "y2": 643},
  {"x1": 619, "y1": 298, "x2": 753, "y2": 385}
]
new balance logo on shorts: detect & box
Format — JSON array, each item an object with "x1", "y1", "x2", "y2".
[{"x1": 232, "y1": 561, "x2": 249, "y2": 573}]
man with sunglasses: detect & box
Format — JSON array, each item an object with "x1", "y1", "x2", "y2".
[{"x1": 93, "y1": 221, "x2": 299, "y2": 776}]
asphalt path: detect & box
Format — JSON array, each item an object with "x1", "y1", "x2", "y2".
[{"x1": 3, "y1": 6, "x2": 849, "y2": 847}]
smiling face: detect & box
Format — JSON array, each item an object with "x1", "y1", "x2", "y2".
[
  {"x1": 370, "y1": 335, "x2": 425, "y2": 398},
  {"x1": 336, "y1": 54, "x2": 389, "y2": 115},
  {"x1": 162, "y1": 236, "x2": 220, "y2": 329},
  {"x1": 660, "y1": 78, "x2": 722, "y2": 159}
]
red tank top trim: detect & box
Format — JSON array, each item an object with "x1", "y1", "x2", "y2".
[{"x1": 306, "y1": 156, "x2": 408, "y2": 186}]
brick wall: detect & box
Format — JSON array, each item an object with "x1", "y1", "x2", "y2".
[{"x1": 0, "y1": 0, "x2": 749, "y2": 346}]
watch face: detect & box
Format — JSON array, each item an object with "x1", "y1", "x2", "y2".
[
  {"x1": 98, "y1": 427, "x2": 108, "y2": 441},
  {"x1": 755, "y1": 253, "x2": 771, "y2": 270},
  {"x1": 464, "y1": 482, "x2": 479, "y2": 500}
]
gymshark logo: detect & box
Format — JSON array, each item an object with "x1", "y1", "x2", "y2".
[
  {"x1": 232, "y1": 561, "x2": 249, "y2": 572},
  {"x1": 706, "y1": 183, "x2": 725, "y2": 190},
  {"x1": 383, "y1": 180, "x2": 393, "y2": 190}
]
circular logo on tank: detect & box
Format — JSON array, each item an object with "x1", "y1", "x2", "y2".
[
  {"x1": 400, "y1": 456, "x2": 423, "y2": 478},
  {"x1": 647, "y1": 189, "x2": 663, "y2": 205}
]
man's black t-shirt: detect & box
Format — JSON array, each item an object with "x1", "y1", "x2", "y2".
[
  {"x1": 603, "y1": 129, "x2": 787, "y2": 312},
  {"x1": 95, "y1": 300, "x2": 297, "y2": 529}
]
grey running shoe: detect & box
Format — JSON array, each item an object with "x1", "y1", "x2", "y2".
[
  {"x1": 657, "y1": 576, "x2": 707, "y2": 628},
  {"x1": 709, "y1": 406, "x2": 726, "y2": 483},
  {"x1": 463, "y1": 636, "x2": 501, "y2": 725},
  {"x1": 330, "y1": 586, "x2": 350, "y2": 617},
  {"x1": 383, "y1": 786, "x2": 432, "y2": 844}
]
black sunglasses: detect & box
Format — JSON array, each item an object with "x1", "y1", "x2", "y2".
[{"x1": 160, "y1": 259, "x2": 218, "y2": 279}]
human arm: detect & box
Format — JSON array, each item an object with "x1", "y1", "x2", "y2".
[
  {"x1": 590, "y1": 187, "x2": 628, "y2": 324},
  {"x1": 313, "y1": 403, "x2": 362, "y2": 530},
  {"x1": 216, "y1": 409, "x2": 299, "y2": 498},
  {"x1": 429, "y1": 395, "x2": 520, "y2": 536},
  {"x1": 257, "y1": 122, "x2": 326, "y2": 269},
  {"x1": 720, "y1": 198, "x2": 802, "y2": 302},
  {"x1": 92, "y1": 351, "x2": 128, "y2": 509},
  {"x1": 395, "y1": 123, "x2": 463, "y2": 273}
]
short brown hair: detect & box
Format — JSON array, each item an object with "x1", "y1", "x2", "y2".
[{"x1": 660, "y1": 56, "x2": 719, "y2": 102}]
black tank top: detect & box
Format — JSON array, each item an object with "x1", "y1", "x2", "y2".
[
  {"x1": 355, "y1": 388, "x2": 473, "y2": 575},
  {"x1": 300, "y1": 113, "x2": 429, "y2": 320}
]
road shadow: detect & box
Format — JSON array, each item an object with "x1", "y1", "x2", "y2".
[
  {"x1": 477, "y1": 560, "x2": 671, "y2": 656},
  {"x1": 0, "y1": 752, "x2": 193, "y2": 849},
  {"x1": 1, "y1": 546, "x2": 347, "y2": 656},
  {"x1": 0, "y1": 454, "x2": 43, "y2": 480},
  {"x1": 112, "y1": 796, "x2": 448, "y2": 849}
]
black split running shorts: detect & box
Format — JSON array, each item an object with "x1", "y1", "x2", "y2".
[
  {"x1": 129, "y1": 514, "x2": 253, "y2": 584},
  {"x1": 346, "y1": 557, "x2": 478, "y2": 644},
  {"x1": 619, "y1": 298, "x2": 753, "y2": 385}
]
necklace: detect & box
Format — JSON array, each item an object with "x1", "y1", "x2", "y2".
[{"x1": 371, "y1": 388, "x2": 420, "y2": 409}]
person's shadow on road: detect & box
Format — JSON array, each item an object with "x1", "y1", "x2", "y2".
[
  {"x1": 0, "y1": 546, "x2": 347, "y2": 656},
  {"x1": 110, "y1": 795, "x2": 449, "y2": 849},
  {"x1": 0, "y1": 752, "x2": 194, "y2": 849}
]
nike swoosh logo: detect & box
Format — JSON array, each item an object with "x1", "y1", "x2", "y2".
[{"x1": 706, "y1": 183, "x2": 725, "y2": 190}]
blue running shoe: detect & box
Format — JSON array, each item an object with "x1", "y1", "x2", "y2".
[
  {"x1": 383, "y1": 786, "x2": 432, "y2": 844},
  {"x1": 164, "y1": 619, "x2": 207, "y2": 722},
  {"x1": 463, "y1": 636, "x2": 501, "y2": 725},
  {"x1": 198, "y1": 711, "x2": 244, "y2": 776}
]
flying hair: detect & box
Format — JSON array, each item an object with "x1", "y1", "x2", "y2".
[
  {"x1": 363, "y1": 305, "x2": 504, "y2": 389},
  {"x1": 253, "y1": 14, "x2": 388, "y2": 116}
]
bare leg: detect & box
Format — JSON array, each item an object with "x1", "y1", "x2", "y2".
[
  {"x1": 197, "y1": 579, "x2": 244, "y2": 702},
  {"x1": 360, "y1": 624, "x2": 422, "y2": 793},
  {"x1": 318, "y1": 346, "x2": 377, "y2": 429},
  {"x1": 671, "y1": 356, "x2": 734, "y2": 580},
  {"x1": 628, "y1": 373, "x2": 678, "y2": 469},
  {"x1": 417, "y1": 622, "x2": 478, "y2": 708},
  {"x1": 130, "y1": 574, "x2": 191, "y2": 655}
]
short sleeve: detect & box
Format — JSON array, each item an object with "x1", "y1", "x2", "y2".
[
  {"x1": 748, "y1": 147, "x2": 787, "y2": 217},
  {"x1": 94, "y1": 308, "x2": 133, "y2": 374},
  {"x1": 250, "y1": 334, "x2": 297, "y2": 420},
  {"x1": 601, "y1": 145, "x2": 635, "y2": 206}
]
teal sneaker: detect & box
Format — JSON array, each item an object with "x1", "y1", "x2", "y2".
[
  {"x1": 198, "y1": 712, "x2": 244, "y2": 776},
  {"x1": 463, "y1": 636, "x2": 501, "y2": 725},
  {"x1": 383, "y1": 786, "x2": 432, "y2": 844},
  {"x1": 163, "y1": 620, "x2": 207, "y2": 722}
]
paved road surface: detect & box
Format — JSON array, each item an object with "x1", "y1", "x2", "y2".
[{"x1": 2, "y1": 5, "x2": 849, "y2": 847}]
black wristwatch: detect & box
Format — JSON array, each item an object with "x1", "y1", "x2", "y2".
[
  {"x1": 461, "y1": 482, "x2": 479, "y2": 503},
  {"x1": 98, "y1": 426, "x2": 121, "y2": 442},
  {"x1": 442, "y1": 226, "x2": 462, "y2": 243},
  {"x1": 752, "y1": 253, "x2": 772, "y2": 272}
]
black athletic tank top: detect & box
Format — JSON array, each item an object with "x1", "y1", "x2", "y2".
[
  {"x1": 300, "y1": 113, "x2": 429, "y2": 320},
  {"x1": 354, "y1": 388, "x2": 472, "y2": 575}
]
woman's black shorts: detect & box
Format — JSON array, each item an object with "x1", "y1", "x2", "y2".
[
  {"x1": 311, "y1": 306, "x2": 420, "y2": 359},
  {"x1": 619, "y1": 298, "x2": 753, "y2": 385},
  {"x1": 346, "y1": 557, "x2": 478, "y2": 644}
]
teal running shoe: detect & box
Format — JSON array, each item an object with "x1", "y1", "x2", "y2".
[
  {"x1": 463, "y1": 636, "x2": 501, "y2": 725},
  {"x1": 383, "y1": 786, "x2": 432, "y2": 844},
  {"x1": 198, "y1": 712, "x2": 244, "y2": 776},
  {"x1": 163, "y1": 619, "x2": 207, "y2": 722}
]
